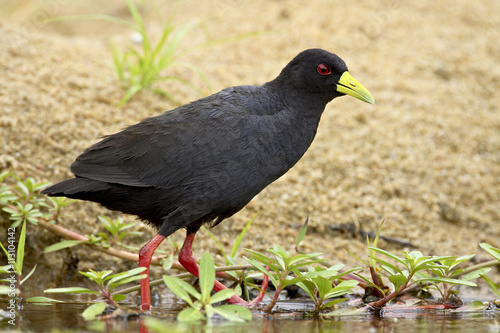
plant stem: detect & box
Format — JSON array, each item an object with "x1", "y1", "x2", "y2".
[
  {"x1": 36, "y1": 219, "x2": 178, "y2": 269},
  {"x1": 263, "y1": 284, "x2": 282, "y2": 312},
  {"x1": 455, "y1": 260, "x2": 500, "y2": 277},
  {"x1": 368, "y1": 273, "x2": 415, "y2": 308}
]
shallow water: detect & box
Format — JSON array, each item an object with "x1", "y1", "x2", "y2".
[{"x1": 3, "y1": 301, "x2": 500, "y2": 333}]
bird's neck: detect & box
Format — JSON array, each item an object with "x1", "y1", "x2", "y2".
[{"x1": 263, "y1": 80, "x2": 331, "y2": 119}]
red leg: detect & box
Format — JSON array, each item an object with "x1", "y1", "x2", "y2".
[
  {"x1": 179, "y1": 230, "x2": 268, "y2": 306},
  {"x1": 138, "y1": 234, "x2": 166, "y2": 310}
]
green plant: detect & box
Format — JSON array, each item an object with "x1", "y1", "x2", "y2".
[
  {"x1": 108, "y1": 0, "x2": 212, "y2": 105},
  {"x1": 479, "y1": 243, "x2": 500, "y2": 298},
  {"x1": 0, "y1": 219, "x2": 61, "y2": 305},
  {"x1": 44, "y1": 267, "x2": 146, "y2": 319},
  {"x1": 295, "y1": 265, "x2": 359, "y2": 314},
  {"x1": 45, "y1": 0, "x2": 209, "y2": 105},
  {"x1": 292, "y1": 218, "x2": 361, "y2": 314},
  {"x1": 163, "y1": 253, "x2": 252, "y2": 322},
  {"x1": 0, "y1": 220, "x2": 35, "y2": 298},
  {"x1": 1, "y1": 174, "x2": 49, "y2": 228},
  {"x1": 414, "y1": 255, "x2": 488, "y2": 299},
  {"x1": 43, "y1": 215, "x2": 143, "y2": 253},
  {"x1": 97, "y1": 216, "x2": 140, "y2": 244},
  {"x1": 0, "y1": 172, "x2": 73, "y2": 228},
  {"x1": 203, "y1": 215, "x2": 256, "y2": 300},
  {"x1": 46, "y1": 0, "x2": 260, "y2": 106},
  {"x1": 366, "y1": 248, "x2": 479, "y2": 308},
  {"x1": 245, "y1": 244, "x2": 337, "y2": 312}
]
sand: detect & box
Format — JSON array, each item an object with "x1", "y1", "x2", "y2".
[{"x1": 0, "y1": 0, "x2": 499, "y2": 295}]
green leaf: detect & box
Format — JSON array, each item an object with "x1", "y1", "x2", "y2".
[
  {"x1": 178, "y1": 307, "x2": 204, "y2": 322},
  {"x1": 20, "y1": 264, "x2": 37, "y2": 285},
  {"x1": 322, "y1": 298, "x2": 349, "y2": 309},
  {"x1": 44, "y1": 240, "x2": 84, "y2": 253},
  {"x1": 480, "y1": 274, "x2": 500, "y2": 298},
  {"x1": 388, "y1": 274, "x2": 407, "y2": 291},
  {"x1": 0, "y1": 242, "x2": 13, "y2": 269},
  {"x1": 25, "y1": 296, "x2": 64, "y2": 304},
  {"x1": 447, "y1": 255, "x2": 475, "y2": 270},
  {"x1": 461, "y1": 267, "x2": 491, "y2": 281},
  {"x1": 112, "y1": 294, "x2": 126, "y2": 302},
  {"x1": 480, "y1": 243, "x2": 500, "y2": 261},
  {"x1": 80, "y1": 270, "x2": 113, "y2": 285},
  {"x1": 82, "y1": 302, "x2": 107, "y2": 321},
  {"x1": 199, "y1": 253, "x2": 215, "y2": 303},
  {"x1": 295, "y1": 280, "x2": 316, "y2": 300},
  {"x1": 213, "y1": 304, "x2": 252, "y2": 322},
  {"x1": 295, "y1": 218, "x2": 309, "y2": 248},
  {"x1": 416, "y1": 256, "x2": 456, "y2": 268},
  {"x1": 162, "y1": 254, "x2": 174, "y2": 271},
  {"x1": 44, "y1": 287, "x2": 100, "y2": 294},
  {"x1": 372, "y1": 219, "x2": 385, "y2": 248},
  {"x1": 243, "y1": 256, "x2": 279, "y2": 288},
  {"x1": 163, "y1": 275, "x2": 198, "y2": 305},
  {"x1": 108, "y1": 274, "x2": 146, "y2": 292},
  {"x1": 291, "y1": 258, "x2": 329, "y2": 269},
  {"x1": 416, "y1": 277, "x2": 477, "y2": 287},
  {"x1": 203, "y1": 227, "x2": 228, "y2": 263},
  {"x1": 281, "y1": 275, "x2": 309, "y2": 287},
  {"x1": 324, "y1": 280, "x2": 358, "y2": 298},
  {"x1": 288, "y1": 253, "x2": 323, "y2": 266},
  {"x1": 368, "y1": 247, "x2": 406, "y2": 266},
  {"x1": 352, "y1": 273, "x2": 385, "y2": 295},
  {"x1": 0, "y1": 286, "x2": 14, "y2": 295},
  {"x1": 314, "y1": 276, "x2": 334, "y2": 299},
  {"x1": 324, "y1": 285, "x2": 357, "y2": 300},
  {"x1": 209, "y1": 288, "x2": 235, "y2": 304},
  {"x1": 231, "y1": 214, "x2": 256, "y2": 258},
  {"x1": 16, "y1": 180, "x2": 29, "y2": 196},
  {"x1": 16, "y1": 219, "x2": 27, "y2": 275},
  {"x1": 369, "y1": 255, "x2": 403, "y2": 275},
  {"x1": 0, "y1": 170, "x2": 12, "y2": 181},
  {"x1": 105, "y1": 267, "x2": 146, "y2": 285},
  {"x1": 244, "y1": 249, "x2": 280, "y2": 271}
]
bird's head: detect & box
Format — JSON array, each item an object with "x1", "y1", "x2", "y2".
[{"x1": 272, "y1": 48, "x2": 374, "y2": 105}]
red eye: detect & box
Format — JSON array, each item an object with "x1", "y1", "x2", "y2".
[{"x1": 317, "y1": 64, "x2": 331, "y2": 75}]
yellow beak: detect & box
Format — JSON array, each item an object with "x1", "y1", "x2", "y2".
[{"x1": 336, "y1": 72, "x2": 375, "y2": 104}]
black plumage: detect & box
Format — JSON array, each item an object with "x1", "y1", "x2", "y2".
[{"x1": 42, "y1": 48, "x2": 374, "y2": 309}]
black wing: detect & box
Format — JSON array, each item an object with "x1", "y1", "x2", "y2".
[{"x1": 70, "y1": 87, "x2": 281, "y2": 192}]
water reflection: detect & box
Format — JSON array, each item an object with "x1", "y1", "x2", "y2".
[{"x1": 2, "y1": 302, "x2": 500, "y2": 333}]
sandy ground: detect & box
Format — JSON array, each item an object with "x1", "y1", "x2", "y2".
[{"x1": 0, "y1": 0, "x2": 499, "y2": 295}]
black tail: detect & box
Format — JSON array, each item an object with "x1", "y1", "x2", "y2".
[
  {"x1": 41, "y1": 177, "x2": 171, "y2": 228},
  {"x1": 41, "y1": 178, "x2": 111, "y2": 197}
]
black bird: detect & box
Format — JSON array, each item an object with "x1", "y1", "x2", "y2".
[{"x1": 42, "y1": 48, "x2": 374, "y2": 310}]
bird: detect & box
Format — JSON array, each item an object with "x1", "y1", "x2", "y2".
[{"x1": 42, "y1": 48, "x2": 374, "y2": 310}]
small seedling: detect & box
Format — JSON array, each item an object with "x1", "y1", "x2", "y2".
[
  {"x1": 414, "y1": 255, "x2": 489, "y2": 299},
  {"x1": 44, "y1": 267, "x2": 146, "y2": 319},
  {"x1": 367, "y1": 248, "x2": 478, "y2": 308},
  {"x1": 0, "y1": 172, "x2": 73, "y2": 228},
  {"x1": 295, "y1": 265, "x2": 359, "y2": 314},
  {"x1": 245, "y1": 244, "x2": 331, "y2": 312},
  {"x1": 96, "y1": 215, "x2": 141, "y2": 246},
  {"x1": 163, "y1": 253, "x2": 252, "y2": 322}
]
